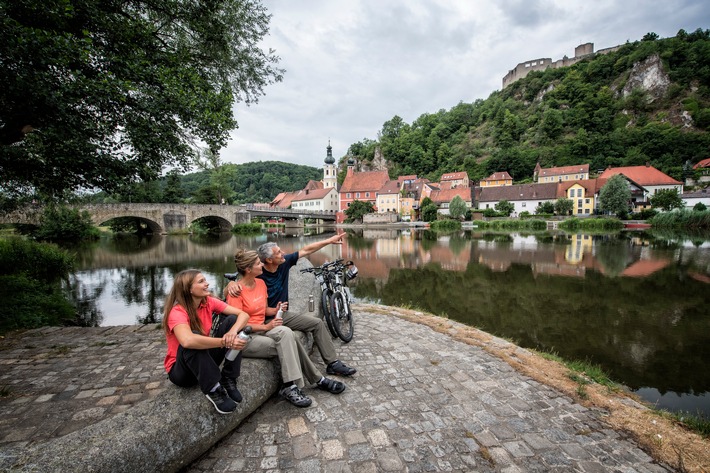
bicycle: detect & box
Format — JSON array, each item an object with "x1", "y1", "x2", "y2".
[{"x1": 301, "y1": 259, "x2": 358, "y2": 343}]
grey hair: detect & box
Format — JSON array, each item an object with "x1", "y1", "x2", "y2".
[{"x1": 257, "y1": 242, "x2": 278, "y2": 263}]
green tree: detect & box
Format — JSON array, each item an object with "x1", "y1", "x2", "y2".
[
  {"x1": 193, "y1": 149, "x2": 236, "y2": 204},
  {"x1": 1, "y1": 0, "x2": 283, "y2": 203},
  {"x1": 536, "y1": 201, "x2": 555, "y2": 214},
  {"x1": 649, "y1": 189, "x2": 684, "y2": 211},
  {"x1": 495, "y1": 200, "x2": 515, "y2": 217},
  {"x1": 554, "y1": 198, "x2": 574, "y2": 216},
  {"x1": 344, "y1": 200, "x2": 375, "y2": 223},
  {"x1": 162, "y1": 171, "x2": 184, "y2": 203},
  {"x1": 599, "y1": 174, "x2": 632, "y2": 217},
  {"x1": 694, "y1": 202, "x2": 707, "y2": 211},
  {"x1": 34, "y1": 205, "x2": 100, "y2": 242},
  {"x1": 448, "y1": 195, "x2": 467, "y2": 220}
]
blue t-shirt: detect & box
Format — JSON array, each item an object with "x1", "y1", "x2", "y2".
[{"x1": 258, "y1": 251, "x2": 298, "y2": 308}]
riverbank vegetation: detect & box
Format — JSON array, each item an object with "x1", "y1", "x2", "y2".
[
  {"x1": 470, "y1": 219, "x2": 548, "y2": 231},
  {"x1": 558, "y1": 217, "x2": 624, "y2": 232},
  {"x1": 0, "y1": 238, "x2": 76, "y2": 334},
  {"x1": 649, "y1": 209, "x2": 710, "y2": 229},
  {"x1": 430, "y1": 219, "x2": 461, "y2": 231},
  {"x1": 231, "y1": 222, "x2": 262, "y2": 234}
]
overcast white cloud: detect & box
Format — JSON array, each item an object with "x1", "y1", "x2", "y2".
[{"x1": 219, "y1": 0, "x2": 710, "y2": 170}]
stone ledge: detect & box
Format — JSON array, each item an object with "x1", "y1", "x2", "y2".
[{"x1": 0, "y1": 258, "x2": 320, "y2": 473}]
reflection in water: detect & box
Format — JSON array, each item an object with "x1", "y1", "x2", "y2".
[{"x1": 68, "y1": 228, "x2": 710, "y2": 417}]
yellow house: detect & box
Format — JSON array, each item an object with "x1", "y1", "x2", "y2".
[
  {"x1": 558, "y1": 181, "x2": 596, "y2": 215},
  {"x1": 480, "y1": 171, "x2": 513, "y2": 187}
]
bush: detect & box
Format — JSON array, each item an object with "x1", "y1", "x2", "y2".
[
  {"x1": 634, "y1": 209, "x2": 658, "y2": 220},
  {"x1": 34, "y1": 206, "x2": 100, "y2": 242},
  {"x1": 487, "y1": 219, "x2": 547, "y2": 230},
  {"x1": 483, "y1": 208, "x2": 501, "y2": 218},
  {"x1": 231, "y1": 223, "x2": 263, "y2": 234},
  {"x1": 558, "y1": 217, "x2": 624, "y2": 231},
  {"x1": 694, "y1": 202, "x2": 707, "y2": 211},
  {"x1": 430, "y1": 219, "x2": 461, "y2": 231},
  {"x1": 0, "y1": 238, "x2": 76, "y2": 333},
  {"x1": 649, "y1": 209, "x2": 710, "y2": 229}
]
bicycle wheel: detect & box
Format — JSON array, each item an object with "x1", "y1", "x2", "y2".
[
  {"x1": 321, "y1": 289, "x2": 337, "y2": 338},
  {"x1": 330, "y1": 291, "x2": 354, "y2": 343}
]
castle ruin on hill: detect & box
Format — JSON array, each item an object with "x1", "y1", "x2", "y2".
[{"x1": 502, "y1": 42, "x2": 621, "y2": 89}]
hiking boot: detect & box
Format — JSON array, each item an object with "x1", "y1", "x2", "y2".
[
  {"x1": 317, "y1": 377, "x2": 346, "y2": 394},
  {"x1": 205, "y1": 386, "x2": 237, "y2": 414},
  {"x1": 221, "y1": 376, "x2": 242, "y2": 403},
  {"x1": 279, "y1": 385, "x2": 312, "y2": 408},
  {"x1": 326, "y1": 360, "x2": 356, "y2": 376}
]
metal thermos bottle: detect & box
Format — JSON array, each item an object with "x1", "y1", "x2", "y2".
[
  {"x1": 225, "y1": 326, "x2": 252, "y2": 361},
  {"x1": 308, "y1": 294, "x2": 315, "y2": 312}
]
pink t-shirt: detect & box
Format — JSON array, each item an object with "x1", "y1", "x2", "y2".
[
  {"x1": 163, "y1": 296, "x2": 227, "y2": 373},
  {"x1": 226, "y1": 279, "x2": 267, "y2": 326}
]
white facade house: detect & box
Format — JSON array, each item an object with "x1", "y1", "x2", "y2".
[
  {"x1": 476, "y1": 183, "x2": 559, "y2": 214},
  {"x1": 290, "y1": 187, "x2": 339, "y2": 213},
  {"x1": 681, "y1": 188, "x2": 710, "y2": 209}
]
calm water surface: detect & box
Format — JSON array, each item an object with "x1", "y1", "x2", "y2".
[{"x1": 66, "y1": 227, "x2": 710, "y2": 417}]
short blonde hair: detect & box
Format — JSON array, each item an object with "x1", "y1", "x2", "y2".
[{"x1": 233, "y1": 248, "x2": 259, "y2": 275}]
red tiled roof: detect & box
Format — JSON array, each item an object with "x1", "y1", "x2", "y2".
[
  {"x1": 397, "y1": 174, "x2": 418, "y2": 181},
  {"x1": 377, "y1": 180, "x2": 402, "y2": 194},
  {"x1": 538, "y1": 164, "x2": 589, "y2": 177},
  {"x1": 556, "y1": 179, "x2": 605, "y2": 197},
  {"x1": 483, "y1": 172, "x2": 512, "y2": 181},
  {"x1": 340, "y1": 170, "x2": 389, "y2": 193},
  {"x1": 598, "y1": 165, "x2": 681, "y2": 186},
  {"x1": 441, "y1": 171, "x2": 468, "y2": 181},
  {"x1": 304, "y1": 180, "x2": 324, "y2": 190},
  {"x1": 291, "y1": 187, "x2": 334, "y2": 201},
  {"x1": 271, "y1": 191, "x2": 298, "y2": 208},
  {"x1": 693, "y1": 158, "x2": 710, "y2": 169},
  {"x1": 429, "y1": 187, "x2": 472, "y2": 204},
  {"x1": 478, "y1": 183, "x2": 558, "y2": 202}
]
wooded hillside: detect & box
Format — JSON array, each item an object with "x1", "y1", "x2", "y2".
[{"x1": 345, "y1": 29, "x2": 710, "y2": 185}]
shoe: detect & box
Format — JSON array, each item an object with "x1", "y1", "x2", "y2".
[
  {"x1": 221, "y1": 376, "x2": 242, "y2": 403},
  {"x1": 205, "y1": 386, "x2": 237, "y2": 414},
  {"x1": 279, "y1": 385, "x2": 312, "y2": 408},
  {"x1": 326, "y1": 360, "x2": 356, "y2": 376},
  {"x1": 317, "y1": 377, "x2": 346, "y2": 394}
]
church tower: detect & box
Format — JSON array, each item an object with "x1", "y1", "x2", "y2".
[{"x1": 323, "y1": 140, "x2": 337, "y2": 189}]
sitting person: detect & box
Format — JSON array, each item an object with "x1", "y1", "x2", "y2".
[
  {"x1": 162, "y1": 269, "x2": 250, "y2": 414},
  {"x1": 226, "y1": 234, "x2": 356, "y2": 377},
  {"x1": 227, "y1": 249, "x2": 346, "y2": 407}
]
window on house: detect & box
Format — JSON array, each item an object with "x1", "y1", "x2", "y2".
[
  {"x1": 577, "y1": 209, "x2": 582, "y2": 214},
  {"x1": 356, "y1": 193, "x2": 360, "y2": 198},
  {"x1": 346, "y1": 193, "x2": 351, "y2": 198},
  {"x1": 522, "y1": 202, "x2": 526, "y2": 207},
  {"x1": 366, "y1": 192, "x2": 370, "y2": 198},
  {"x1": 585, "y1": 209, "x2": 590, "y2": 214},
  {"x1": 585, "y1": 198, "x2": 590, "y2": 204},
  {"x1": 577, "y1": 199, "x2": 582, "y2": 207}
]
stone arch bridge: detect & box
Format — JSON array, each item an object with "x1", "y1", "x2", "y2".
[{"x1": 0, "y1": 203, "x2": 335, "y2": 234}]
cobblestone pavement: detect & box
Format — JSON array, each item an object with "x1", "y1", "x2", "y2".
[
  {"x1": 0, "y1": 324, "x2": 167, "y2": 448},
  {"x1": 186, "y1": 307, "x2": 671, "y2": 473}
]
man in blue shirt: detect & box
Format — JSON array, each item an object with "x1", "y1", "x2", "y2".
[{"x1": 227, "y1": 233, "x2": 356, "y2": 377}]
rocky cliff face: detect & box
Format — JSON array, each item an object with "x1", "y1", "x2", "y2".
[{"x1": 620, "y1": 53, "x2": 670, "y2": 102}]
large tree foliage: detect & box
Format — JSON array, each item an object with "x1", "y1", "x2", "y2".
[
  {"x1": 344, "y1": 200, "x2": 374, "y2": 223},
  {"x1": 649, "y1": 189, "x2": 684, "y2": 211},
  {"x1": 599, "y1": 174, "x2": 632, "y2": 217},
  {"x1": 554, "y1": 198, "x2": 574, "y2": 216},
  {"x1": 448, "y1": 195, "x2": 467, "y2": 220},
  {"x1": 0, "y1": 0, "x2": 283, "y2": 203}
]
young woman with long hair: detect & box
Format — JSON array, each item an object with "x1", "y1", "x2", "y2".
[
  {"x1": 226, "y1": 249, "x2": 346, "y2": 408},
  {"x1": 162, "y1": 269, "x2": 250, "y2": 414}
]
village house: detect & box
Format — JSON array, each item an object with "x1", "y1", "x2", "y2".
[
  {"x1": 400, "y1": 178, "x2": 430, "y2": 221},
  {"x1": 338, "y1": 158, "x2": 390, "y2": 212},
  {"x1": 598, "y1": 164, "x2": 683, "y2": 211},
  {"x1": 439, "y1": 171, "x2": 470, "y2": 189},
  {"x1": 476, "y1": 182, "x2": 559, "y2": 214},
  {"x1": 290, "y1": 186, "x2": 339, "y2": 213},
  {"x1": 376, "y1": 180, "x2": 402, "y2": 214},
  {"x1": 557, "y1": 179, "x2": 605, "y2": 215},
  {"x1": 681, "y1": 188, "x2": 710, "y2": 209},
  {"x1": 428, "y1": 187, "x2": 473, "y2": 216},
  {"x1": 534, "y1": 163, "x2": 590, "y2": 183},
  {"x1": 480, "y1": 172, "x2": 513, "y2": 187},
  {"x1": 691, "y1": 158, "x2": 710, "y2": 186}
]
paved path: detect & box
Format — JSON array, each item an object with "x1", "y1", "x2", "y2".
[{"x1": 185, "y1": 307, "x2": 671, "y2": 473}]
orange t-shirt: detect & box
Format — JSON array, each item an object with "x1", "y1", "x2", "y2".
[{"x1": 226, "y1": 279, "x2": 267, "y2": 325}]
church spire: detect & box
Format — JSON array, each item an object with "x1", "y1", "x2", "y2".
[{"x1": 325, "y1": 139, "x2": 335, "y2": 164}]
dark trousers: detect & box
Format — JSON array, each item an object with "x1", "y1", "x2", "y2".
[{"x1": 168, "y1": 315, "x2": 242, "y2": 394}]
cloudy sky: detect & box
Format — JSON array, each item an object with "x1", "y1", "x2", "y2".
[{"x1": 219, "y1": 0, "x2": 710, "y2": 170}]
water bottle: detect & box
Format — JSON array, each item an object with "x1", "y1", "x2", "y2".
[
  {"x1": 275, "y1": 306, "x2": 284, "y2": 319},
  {"x1": 308, "y1": 294, "x2": 315, "y2": 312},
  {"x1": 225, "y1": 326, "x2": 252, "y2": 361}
]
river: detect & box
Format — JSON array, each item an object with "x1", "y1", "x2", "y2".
[{"x1": 65, "y1": 226, "x2": 710, "y2": 418}]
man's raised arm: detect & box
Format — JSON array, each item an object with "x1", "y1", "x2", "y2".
[{"x1": 298, "y1": 233, "x2": 346, "y2": 258}]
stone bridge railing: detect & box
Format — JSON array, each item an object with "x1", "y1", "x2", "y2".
[{"x1": 0, "y1": 203, "x2": 335, "y2": 234}]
